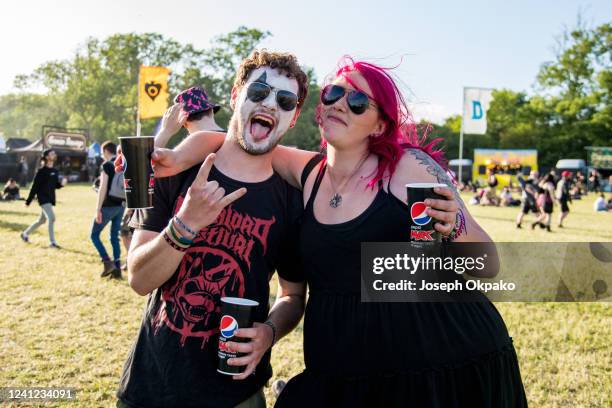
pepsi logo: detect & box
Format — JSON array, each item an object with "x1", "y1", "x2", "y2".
[
  {"x1": 219, "y1": 315, "x2": 238, "y2": 338},
  {"x1": 411, "y1": 202, "x2": 431, "y2": 226}
]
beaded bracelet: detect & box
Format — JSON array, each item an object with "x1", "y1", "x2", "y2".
[
  {"x1": 168, "y1": 219, "x2": 194, "y2": 246},
  {"x1": 163, "y1": 230, "x2": 189, "y2": 252},
  {"x1": 443, "y1": 209, "x2": 466, "y2": 242},
  {"x1": 173, "y1": 215, "x2": 198, "y2": 237}
]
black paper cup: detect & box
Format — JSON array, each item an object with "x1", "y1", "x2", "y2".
[
  {"x1": 406, "y1": 183, "x2": 447, "y2": 243},
  {"x1": 119, "y1": 136, "x2": 155, "y2": 209},
  {"x1": 217, "y1": 297, "x2": 259, "y2": 376}
]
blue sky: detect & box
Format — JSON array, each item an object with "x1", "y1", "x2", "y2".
[{"x1": 0, "y1": 0, "x2": 610, "y2": 123}]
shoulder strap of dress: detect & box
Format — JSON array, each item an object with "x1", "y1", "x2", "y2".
[
  {"x1": 306, "y1": 164, "x2": 327, "y2": 207},
  {"x1": 301, "y1": 153, "x2": 325, "y2": 189}
]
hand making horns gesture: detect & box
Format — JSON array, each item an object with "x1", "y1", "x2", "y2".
[{"x1": 175, "y1": 153, "x2": 247, "y2": 233}]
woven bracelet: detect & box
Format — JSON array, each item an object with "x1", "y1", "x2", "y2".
[
  {"x1": 173, "y1": 215, "x2": 198, "y2": 237},
  {"x1": 163, "y1": 230, "x2": 189, "y2": 252},
  {"x1": 168, "y1": 219, "x2": 194, "y2": 246},
  {"x1": 443, "y1": 210, "x2": 466, "y2": 242}
]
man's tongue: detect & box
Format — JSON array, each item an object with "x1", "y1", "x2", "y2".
[{"x1": 250, "y1": 121, "x2": 271, "y2": 141}]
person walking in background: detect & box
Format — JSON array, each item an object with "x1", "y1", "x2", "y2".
[
  {"x1": 21, "y1": 149, "x2": 67, "y2": 248},
  {"x1": 533, "y1": 173, "x2": 555, "y2": 232},
  {"x1": 119, "y1": 208, "x2": 134, "y2": 271},
  {"x1": 516, "y1": 171, "x2": 538, "y2": 228},
  {"x1": 3, "y1": 178, "x2": 21, "y2": 200},
  {"x1": 556, "y1": 170, "x2": 572, "y2": 227},
  {"x1": 90, "y1": 141, "x2": 125, "y2": 279},
  {"x1": 18, "y1": 156, "x2": 29, "y2": 187}
]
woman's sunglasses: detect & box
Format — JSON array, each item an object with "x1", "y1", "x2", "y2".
[
  {"x1": 320, "y1": 84, "x2": 377, "y2": 115},
  {"x1": 246, "y1": 82, "x2": 299, "y2": 111}
]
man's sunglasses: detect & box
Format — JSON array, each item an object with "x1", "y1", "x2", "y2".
[
  {"x1": 320, "y1": 84, "x2": 377, "y2": 115},
  {"x1": 246, "y1": 82, "x2": 299, "y2": 111}
]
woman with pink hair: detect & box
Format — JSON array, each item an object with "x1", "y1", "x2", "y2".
[{"x1": 130, "y1": 57, "x2": 526, "y2": 407}]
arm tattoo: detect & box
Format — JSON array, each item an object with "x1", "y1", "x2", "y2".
[
  {"x1": 407, "y1": 149, "x2": 467, "y2": 238},
  {"x1": 407, "y1": 149, "x2": 463, "y2": 204}
]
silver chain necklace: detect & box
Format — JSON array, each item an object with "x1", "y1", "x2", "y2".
[{"x1": 327, "y1": 154, "x2": 369, "y2": 208}]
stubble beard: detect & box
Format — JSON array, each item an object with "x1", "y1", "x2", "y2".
[{"x1": 229, "y1": 115, "x2": 281, "y2": 156}]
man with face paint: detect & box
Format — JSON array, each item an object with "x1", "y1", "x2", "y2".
[
  {"x1": 116, "y1": 50, "x2": 309, "y2": 408},
  {"x1": 231, "y1": 70, "x2": 296, "y2": 155}
]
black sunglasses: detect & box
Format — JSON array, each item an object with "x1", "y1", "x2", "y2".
[
  {"x1": 246, "y1": 82, "x2": 299, "y2": 111},
  {"x1": 320, "y1": 84, "x2": 377, "y2": 115}
]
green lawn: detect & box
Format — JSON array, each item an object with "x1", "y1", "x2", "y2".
[{"x1": 0, "y1": 185, "x2": 610, "y2": 407}]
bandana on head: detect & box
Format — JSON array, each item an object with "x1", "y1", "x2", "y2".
[{"x1": 174, "y1": 86, "x2": 220, "y2": 115}]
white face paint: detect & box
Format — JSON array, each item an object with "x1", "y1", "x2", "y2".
[{"x1": 230, "y1": 67, "x2": 299, "y2": 155}]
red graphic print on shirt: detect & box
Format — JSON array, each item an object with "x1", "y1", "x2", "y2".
[{"x1": 152, "y1": 195, "x2": 276, "y2": 347}]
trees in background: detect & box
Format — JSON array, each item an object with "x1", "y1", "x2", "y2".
[
  {"x1": 431, "y1": 21, "x2": 611, "y2": 167},
  {"x1": 1, "y1": 27, "x2": 322, "y2": 150},
  {"x1": 1, "y1": 22, "x2": 609, "y2": 164}
]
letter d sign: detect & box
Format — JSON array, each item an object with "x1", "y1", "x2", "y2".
[{"x1": 472, "y1": 101, "x2": 483, "y2": 120}]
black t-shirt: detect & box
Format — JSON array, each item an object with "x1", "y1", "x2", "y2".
[
  {"x1": 4, "y1": 186, "x2": 19, "y2": 195},
  {"x1": 558, "y1": 179, "x2": 570, "y2": 202},
  {"x1": 101, "y1": 156, "x2": 124, "y2": 207},
  {"x1": 25, "y1": 166, "x2": 62, "y2": 206},
  {"x1": 118, "y1": 163, "x2": 303, "y2": 408}
]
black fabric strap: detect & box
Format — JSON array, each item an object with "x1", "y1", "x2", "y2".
[
  {"x1": 300, "y1": 154, "x2": 325, "y2": 189},
  {"x1": 305, "y1": 157, "x2": 327, "y2": 211}
]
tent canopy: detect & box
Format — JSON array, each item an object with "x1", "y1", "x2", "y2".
[{"x1": 88, "y1": 142, "x2": 101, "y2": 158}]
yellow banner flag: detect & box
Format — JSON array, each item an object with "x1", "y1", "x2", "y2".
[{"x1": 138, "y1": 66, "x2": 171, "y2": 119}]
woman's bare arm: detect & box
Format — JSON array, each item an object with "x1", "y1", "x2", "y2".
[
  {"x1": 270, "y1": 145, "x2": 318, "y2": 189},
  {"x1": 170, "y1": 131, "x2": 226, "y2": 173},
  {"x1": 151, "y1": 131, "x2": 317, "y2": 189}
]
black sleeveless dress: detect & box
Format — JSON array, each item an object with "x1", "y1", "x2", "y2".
[{"x1": 275, "y1": 157, "x2": 527, "y2": 408}]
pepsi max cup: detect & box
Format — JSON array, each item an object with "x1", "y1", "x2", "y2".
[
  {"x1": 406, "y1": 183, "x2": 447, "y2": 243},
  {"x1": 119, "y1": 136, "x2": 155, "y2": 209},
  {"x1": 217, "y1": 297, "x2": 259, "y2": 376}
]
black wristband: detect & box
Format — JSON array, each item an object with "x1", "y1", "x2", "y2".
[{"x1": 263, "y1": 320, "x2": 277, "y2": 348}]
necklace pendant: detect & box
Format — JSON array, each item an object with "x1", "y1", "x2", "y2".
[{"x1": 329, "y1": 193, "x2": 342, "y2": 208}]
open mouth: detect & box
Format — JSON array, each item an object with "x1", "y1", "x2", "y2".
[{"x1": 249, "y1": 113, "x2": 276, "y2": 142}]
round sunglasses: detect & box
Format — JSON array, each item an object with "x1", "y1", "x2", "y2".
[
  {"x1": 320, "y1": 84, "x2": 377, "y2": 115},
  {"x1": 246, "y1": 82, "x2": 299, "y2": 111}
]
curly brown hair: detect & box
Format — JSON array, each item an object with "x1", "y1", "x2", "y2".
[{"x1": 233, "y1": 49, "x2": 309, "y2": 108}]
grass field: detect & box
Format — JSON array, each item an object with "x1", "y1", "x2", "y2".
[{"x1": 0, "y1": 184, "x2": 610, "y2": 407}]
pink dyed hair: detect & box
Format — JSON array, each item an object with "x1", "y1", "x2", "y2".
[{"x1": 317, "y1": 57, "x2": 447, "y2": 188}]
